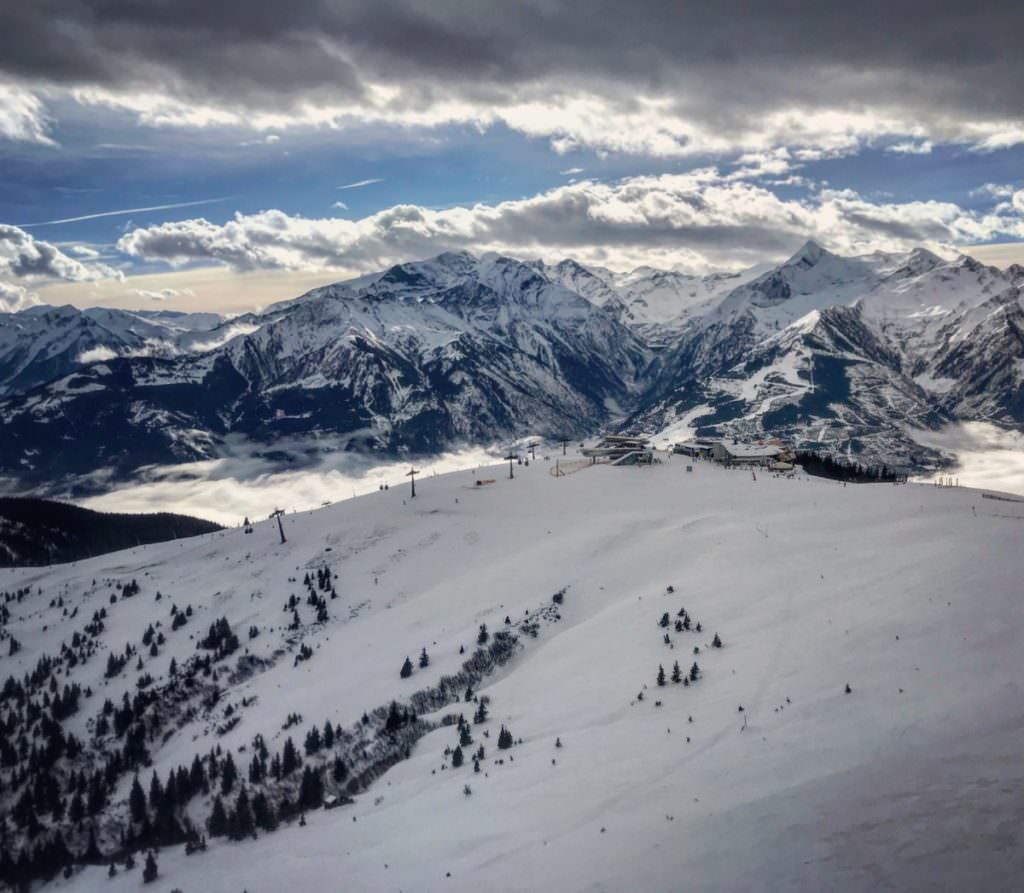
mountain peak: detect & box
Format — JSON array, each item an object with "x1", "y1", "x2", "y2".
[{"x1": 786, "y1": 239, "x2": 830, "y2": 267}]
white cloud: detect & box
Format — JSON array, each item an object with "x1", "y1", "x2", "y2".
[
  {"x1": 77, "y1": 345, "x2": 119, "y2": 364},
  {"x1": 560, "y1": 167, "x2": 584, "y2": 175},
  {"x1": 971, "y1": 183, "x2": 1018, "y2": 199},
  {"x1": 67, "y1": 244, "x2": 102, "y2": 259},
  {"x1": 0, "y1": 281, "x2": 36, "y2": 312},
  {"x1": 131, "y1": 287, "x2": 195, "y2": 301},
  {"x1": 0, "y1": 82, "x2": 54, "y2": 145},
  {"x1": 886, "y1": 140, "x2": 933, "y2": 154},
  {"x1": 1, "y1": 224, "x2": 122, "y2": 283},
  {"x1": 332, "y1": 201, "x2": 349, "y2": 210},
  {"x1": 116, "y1": 170, "x2": 1024, "y2": 275}
]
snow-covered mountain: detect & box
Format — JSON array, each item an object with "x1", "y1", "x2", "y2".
[
  {"x1": 0, "y1": 306, "x2": 226, "y2": 397},
  {"x1": 533, "y1": 257, "x2": 759, "y2": 343},
  {"x1": 1, "y1": 243, "x2": 1022, "y2": 490},
  {"x1": 2, "y1": 458, "x2": 1022, "y2": 891},
  {"x1": 630, "y1": 242, "x2": 1024, "y2": 465},
  {"x1": 0, "y1": 253, "x2": 648, "y2": 488}
]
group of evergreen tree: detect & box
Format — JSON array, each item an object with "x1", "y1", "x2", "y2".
[
  {"x1": 198, "y1": 617, "x2": 240, "y2": 660},
  {"x1": 658, "y1": 661, "x2": 700, "y2": 686},
  {"x1": 399, "y1": 647, "x2": 430, "y2": 678},
  {"x1": 795, "y1": 451, "x2": 904, "y2": 483},
  {"x1": 659, "y1": 607, "x2": 703, "y2": 637}
]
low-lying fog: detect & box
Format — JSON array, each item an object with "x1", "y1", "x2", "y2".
[
  {"x1": 79, "y1": 441, "x2": 511, "y2": 525},
  {"x1": 72, "y1": 423, "x2": 1024, "y2": 525}
]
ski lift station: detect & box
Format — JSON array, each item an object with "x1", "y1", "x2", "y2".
[
  {"x1": 581, "y1": 434, "x2": 654, "y2": 465},
  {"x1": 674, "y1": 438, "x2": 792, "y2": 468}
]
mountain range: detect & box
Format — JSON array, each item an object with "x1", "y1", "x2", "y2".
[{"x1": 1, "y1": 242, "x2": 1022, "y2": 492}]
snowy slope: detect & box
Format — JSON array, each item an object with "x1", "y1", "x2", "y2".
[{"x1": 3, "y1": 455, "x2": 1023, "y2": 891}]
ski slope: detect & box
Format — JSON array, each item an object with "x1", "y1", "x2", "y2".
[{"x1": 6, "y1": 454, "x2": 1023, "y2": 892}]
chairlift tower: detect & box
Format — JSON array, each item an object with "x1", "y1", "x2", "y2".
[
  {"x1": 269, "y1": 508, "x2": 287, "y2": 544},
  {"x1": 406, "y1": 467, "x2": 420, "y2": 499}
]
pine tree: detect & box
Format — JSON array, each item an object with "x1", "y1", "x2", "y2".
[
  {"x1": 400, "y1": 657, "x2": 413, "y2": 678},
  {"x1": 452, "y1": 745, "x2": 464, "y2": 768},
  {"x1": 299, "y1": 766, "x2": 323, "y2": 809},
  {"x1": 129, "y1": 775, "x2": 148, "y2": 825},
  {"x1": 69, "y1": 792, "x2": 85, "y2": 824},
  {"x1": 253, "y1": 791, "x2": 276, "y2": 831},
  {"x1": 497, "y1": 725, "x2": 514, "y2": 750},
  {"x1": 712, "y1": 633, "x2": 722, "y2": 648},
  {"x1": 189, "y1": 754, "x2": 205, "y2": 793},
  {"x1": 208, "y1": 796, "x2": 228, "y2": 837},
  {"x1": 282, "y1": 737, "x2": 300, "y2": 775},
  {"x1": 477, "y1": 623, "x2": 489, "y2": 645},
  {"x1": 148, "y1": 770, "x2": 164, "y2": 812},
  {"x1": 231, "y1": 788, "x2": 254, "y2": 839},
  {"x1": 657, "y1": 664, "x2": 666, "y2": 686},
  {"x1": 304, "y1": 726, "x2": 322, "y2": 755},
  {"x1": 473, "y1": 700, "x2": 488, "y2": 724},
  {"x1": 220, "y1": 752, "x2": 237, "y2": 795},
  {"x1": 671, "y1": 661, "x2": 682, "y2": 683},
  {"x1": 459, "y1": 724, "x2": 473, "y2": 747},
  {"x1": 419, "y1": 647, "x2": 429, "y2": 668},
  {"x1": 322, "y1": 720, "x2": 335, "y2": 749},
  {"x1": 142, "y1": 851, "x2": 158, "y2": 883},
  {"x1": 659, "y1": 612, "x2": 670, "y2": 628},
  {"x1": 690, "y1": 662, "x2": 700, "y2": 682},
  {"x1": 332, "y1": 756, "x2": 348, "y2": 783}
]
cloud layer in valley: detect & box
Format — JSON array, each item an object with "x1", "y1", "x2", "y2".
[{"x1": 80, "y1": 443, "x2": 505, "y2": 525}]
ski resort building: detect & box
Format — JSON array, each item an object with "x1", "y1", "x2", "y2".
[
  {"x1": 581, "y1": 435, "x2": 654, "y2": 465},
  {"x1": 673, "y1": 439, "x2": 719, "y2": 459},
  {"x1": 711, "y1": 441, "x2": 784, "y2": 466}
]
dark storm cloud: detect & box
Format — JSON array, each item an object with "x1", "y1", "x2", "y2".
[{"x1": 2, "y1": 1, "x2": 1022, "y2": 140}]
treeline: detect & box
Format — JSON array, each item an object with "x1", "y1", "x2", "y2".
[
  {"x1": 794, "y1": 451, "x2": 905, "y2": 483},
  {"x1": 0, "y1": 498, "x2": 222, "y2": 567}
]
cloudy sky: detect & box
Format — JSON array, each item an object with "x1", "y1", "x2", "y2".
[{"x1": 2, "y1": 0, "x2": 1024, "y2": 312}]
